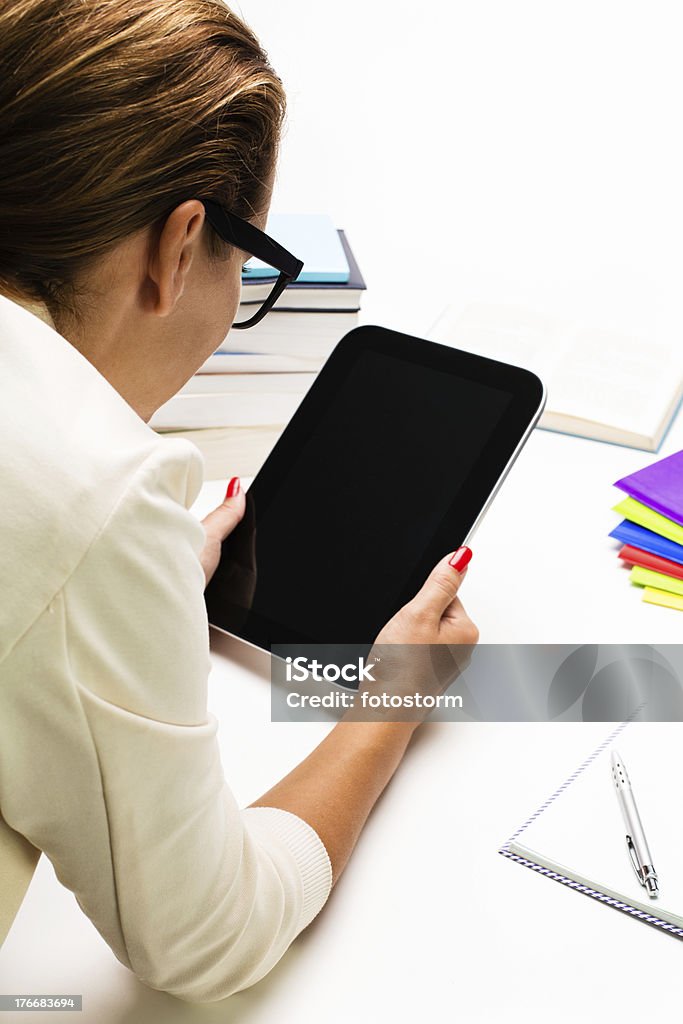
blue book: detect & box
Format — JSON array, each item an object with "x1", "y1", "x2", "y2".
[
  {"x1": 243, "y1": 214, "x2": 350, "y2": 283},
  {"x1": 609, "y1": 520, "x2": 683, "y2": 566}
]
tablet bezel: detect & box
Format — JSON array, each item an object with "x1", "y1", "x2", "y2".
[{"x1": 205, "y1": 325, "x2": 545, "y2": 650}]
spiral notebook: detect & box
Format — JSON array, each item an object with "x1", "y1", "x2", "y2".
[{"x1": 500, "y1": 724, "x2": 683, "y2": 937}]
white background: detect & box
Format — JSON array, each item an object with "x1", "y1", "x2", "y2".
[
  {"x1": 250, "y1": 0, "x2": 683, "y2": 349},
  {"x1": 3, "y1": 2, "x2": 683, "y2": 1021}
]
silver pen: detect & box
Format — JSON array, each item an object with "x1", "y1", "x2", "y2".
[{"x1": 611, "y1": 750, "x2": 659, "y2": 898}]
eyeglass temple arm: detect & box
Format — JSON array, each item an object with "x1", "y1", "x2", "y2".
[
  {"x1": 199, "y1": 197, "x2": 303, "y2": 280},
  {"x1": 231, "y1": 272, "x2": 290, "y2": 330}
]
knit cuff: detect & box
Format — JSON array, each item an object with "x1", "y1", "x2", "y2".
[{"x1": 241, "y1": 806, "x2": 333, "y2": 931}]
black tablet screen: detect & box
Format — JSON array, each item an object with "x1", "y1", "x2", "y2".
[
  {"x1": 254, "y1": 348, "x2": 509, "y2": 634},
  {"x1": 204, "y1": 326, "x2": 543, "y2": 647}
]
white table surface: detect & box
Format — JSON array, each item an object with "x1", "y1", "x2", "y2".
[{"x1": 3, "y1": 1, "x2": 683, "y2": 1020}]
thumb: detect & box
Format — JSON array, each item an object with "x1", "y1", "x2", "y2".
[
  {"x1": 409, "y1": 546, "x2": 472, "y2": 620},
  {"x1": 201, "y1": 476, "x2": 246, "y2": 543}
]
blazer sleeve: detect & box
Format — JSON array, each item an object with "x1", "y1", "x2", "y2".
[{"x1": 8, "y1": 440, "x2": 332, "y2": 1002}]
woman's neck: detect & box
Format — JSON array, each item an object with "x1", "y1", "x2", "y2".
[{"x1": 1, "y1": 289, "x2": 56, "y2": 331}]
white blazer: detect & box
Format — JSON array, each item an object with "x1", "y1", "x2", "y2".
[{"x1": 0, "y1": 294, "x2": 331, "y2": 1002}]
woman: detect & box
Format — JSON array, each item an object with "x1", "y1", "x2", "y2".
[{"x1": 0, "y1": 0, "x2": 477, "y2": 1003}]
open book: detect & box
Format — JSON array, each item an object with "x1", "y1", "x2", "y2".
[
  {"x1": 502, "y1": 723, "x2": 683, "y2": 936},
  {"x1": 429, "y1": 304, "x2": 683, "y2": 451}
]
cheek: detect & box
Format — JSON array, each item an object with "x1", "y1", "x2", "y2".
[
  {"x1": 225, "y1": 262, "x2": 243, "y2": 322},
  {"x1": 219, "y1": 260, "x2": 242, "y2": 319},
  {"x1": 207, "y1": 261, "x2": 242, "y2": 343}
]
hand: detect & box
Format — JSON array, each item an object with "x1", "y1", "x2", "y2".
[
  {"x1": 199, "y1": 477, "x2": 246, "y2": 587},
  {"x1": 353, "y1": 548, "x2": 479, "y2": 727},
  {"x1": 373, "y1": 547, "x2": 478, "y2": 646}
]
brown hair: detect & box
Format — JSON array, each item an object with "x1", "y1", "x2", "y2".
[{"x1": 0, "y1": 0, "x2": 286, "y2": 326}]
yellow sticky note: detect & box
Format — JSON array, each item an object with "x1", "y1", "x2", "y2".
[
  {"x1": 630, "y1": 565, "x2": 683, "y2": 596},
  {"x1": 642, "y1": 586, "x2": 683, "y2": 611},
  {"x1": 613, "y1": 496, "x2": 683, "y2": 546}
]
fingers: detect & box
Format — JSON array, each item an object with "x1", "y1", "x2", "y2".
[
  {"x1": 201, "y1": 476, "x2": 246, "y2": 544},
  {"x1": 408, "y1": 546, "x2": 472, "y2": 621}
]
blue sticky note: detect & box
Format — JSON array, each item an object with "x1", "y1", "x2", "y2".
[
  {"x1": 243, "y1": 214, "x2": 350, "y2": 283},
  {"x1": 609, "y1": 520, "x2": 683, "y2": 566}
]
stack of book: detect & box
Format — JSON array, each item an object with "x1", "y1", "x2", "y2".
[
  {"x1": 610, "y1": 451, "x2": 683, "y2": 610},
  {"x1": 151, "y1": 214, "x2": 366, "y2": 478}
]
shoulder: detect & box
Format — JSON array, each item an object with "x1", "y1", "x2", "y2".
[
  {"x1": 0, "y1": 293, "x2": 206, "y2": 664},
  {"x1": 60, "y1": 438, "x2": 211, "y2": 723}
]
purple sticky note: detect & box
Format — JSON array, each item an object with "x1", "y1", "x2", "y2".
[{"x1": 615, "y1": 450, "x2": 683, "y2": 526}]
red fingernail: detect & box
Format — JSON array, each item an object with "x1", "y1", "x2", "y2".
[
  {"x1": 449, "y1": 546, "x2": 472, "y2": 572},
  {"x1": 225, "y1": 476, "x2": 241, "y2": 499}
]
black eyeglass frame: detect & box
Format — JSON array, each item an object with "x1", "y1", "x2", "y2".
[{"x1": 198, "y1": 197, "x2": 304, "y2": 330}]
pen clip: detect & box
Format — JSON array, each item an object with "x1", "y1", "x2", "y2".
[{"x1": 626, "y1": 835, "x2": 645, "y2": 886}]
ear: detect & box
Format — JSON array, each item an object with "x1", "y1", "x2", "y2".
[{"x1": 147, "y1": 200, "x2": 206, "y2": 317}]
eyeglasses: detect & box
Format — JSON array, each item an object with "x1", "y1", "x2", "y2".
[{"x1": 198, "y1": 197, "x2": 303, "y2": 330}]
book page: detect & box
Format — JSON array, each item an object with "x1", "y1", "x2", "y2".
[
  {"x1": 429, "y1": 304, "x2": 683, "y2": 442},
  {"x1": 550, "y1": 327, "x2": 679, "y2": 438},
  {"x1": 510, "y1": 723, "x2": 683, "y2": 929},
  {"x1": 429, "y1": 303, "x2": 569, "y2": 382}
]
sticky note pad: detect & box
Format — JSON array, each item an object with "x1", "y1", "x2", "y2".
[
  {"x1": 642, "y1": 586, "x2": 683, "y2": 611},
  {"x1": 618, "y1": 544, "x2": 683, "y2": 580},
  {"x1": 615, "y1": 450, "x2": 683, "y2": 526},
  {"x1": 613, "y1": 497, "x2": 683, "y2": 546},
  {"x1": 630, "y1": 565, "x2": 683, "y2": 596},
  {"x1": 609, "y1": 521, "x2": 683, "y2": 566}
]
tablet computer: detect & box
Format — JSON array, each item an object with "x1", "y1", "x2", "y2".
[{"x1": 204, "y1": 325, "x2": 544, "y2": 651}]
